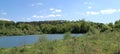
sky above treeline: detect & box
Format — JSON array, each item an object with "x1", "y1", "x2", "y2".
[{"x1": 0, "y1": 0, "x2": 120, "y2": 23}]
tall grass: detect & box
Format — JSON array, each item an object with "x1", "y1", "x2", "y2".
[{"x1": 0, "y1": 31, "x2": 120, "y2": 54}]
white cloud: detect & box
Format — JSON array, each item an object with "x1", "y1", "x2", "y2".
[
  {"x1": 50, "y1": 8, "x2": 54, "y2": 11},
  {"x1": 56, "y1": 14, "x2": 62, "y2": 17},
  {"x1": 55, "y1": 9, "x2": 62, "y2": 13},
  {"x1": 86, "y1": 11, "x2": 99, "y2": 15},
  {"x1": 26, "y1": 18, "x2": 31, "y2": 20},
  {"x1": 100, "y1": 9, "x2": 117, "y2": 14},
  {"x1": 39, "y1": 16, "x2": 45, "y2": 18},
  {"x1": 88, "y1": 6, "x2": 92, "y2": 9},
  {"x1": 0, "y1": 10, "x2": 7, "y2": 15},
  {"x1": 84, "y1": 2, "x2": 93, "y2": 9},
  {"x1": 32, "y1": 14, "x2": 62, "y2": 18},
  {"x1": 118, "y1": 9, "x2": 120, "y2": 12},
  {"x1": 32, "y1": 8, "x2": 62, "y2": 18},
  {"x1": 47, "y1": 14, "x2": 56, "y2": 17},
  {"x1": 0, "y1": 18, "x2": 11, "y2": 21},
  {"x1": 32, "y1": 15, "x2": 45, "y2": 18},
  {"x1": 84, "y1": 2, "x2": 92, "y2": 5},
  {"x1": 32, "y1": 15, "x2": 38, "y2": 18},
  {"x1": 50, "y1": 8, "x2": 62, "y2": 13},
  {"x1": 85, "y1": 9, "x2": 120, "y2": 15},
  {"x1": 31, "y1": 2, "x2": 43, "y2": 7},
  {"x1": 37, "y1": 3, "x2": 43, "y2": 5}
]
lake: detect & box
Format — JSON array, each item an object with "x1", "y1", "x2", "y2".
[{"x1": 0, "y1": 34, "x2": 83, "y2": 48}]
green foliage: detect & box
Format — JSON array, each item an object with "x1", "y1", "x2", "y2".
[
  {"x1": 0, "y1": 20, "x2": 96, "y2": 36},
  {"x1": 87, "y1": 26, "x2": 100, "y2": 35},
  {"x1": 108, "y1": 23, "x2": 114, "y2": 29},
  {"x1": 115, "y1": 20, "x2": 120, "y2": 28},
  {"x1": 0, "y1": 30, "x2": 120, "y2": 54},
  {"x1": 38, "y1": 35, "x2": 48, "y2": 43},
  {"x1": 1, "y1": 19, "x2": 120, "y2": 36},
  {"x1": 63, "y1": 32, "x2": 72, "y2": 39}
]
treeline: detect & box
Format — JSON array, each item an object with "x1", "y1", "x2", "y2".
[{"x1": 0, "y1": 20, "x2": 120, "y2": 36}]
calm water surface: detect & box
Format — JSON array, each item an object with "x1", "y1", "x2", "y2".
[{"x1": 0, "y1": 34, "x2": 83, "y2": 48}]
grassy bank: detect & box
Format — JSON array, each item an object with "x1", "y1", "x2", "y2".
[{"x1": 0, "y1": 31, "x2": 120, "y2": 54}]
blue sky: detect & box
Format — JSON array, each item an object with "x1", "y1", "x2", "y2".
[{"x1": 0, "y1": 0, "x2": 120, "y2": 23}]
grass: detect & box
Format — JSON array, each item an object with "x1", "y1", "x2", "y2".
[{"x1": 0, "y1": 31, "x2": 120, "y2": 54}]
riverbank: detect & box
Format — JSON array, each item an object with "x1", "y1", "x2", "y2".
[{"x1": 0, "y1": 31, "x2": 120, "y2": 54}]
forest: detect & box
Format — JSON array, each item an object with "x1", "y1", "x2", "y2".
[{"x1": 1, "y1": 19, "x2": 120, "y2": 36}]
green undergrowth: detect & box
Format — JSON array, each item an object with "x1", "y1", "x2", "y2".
[{"x1": 0, "y1": 31, "x2": 120, "y2": 54}]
